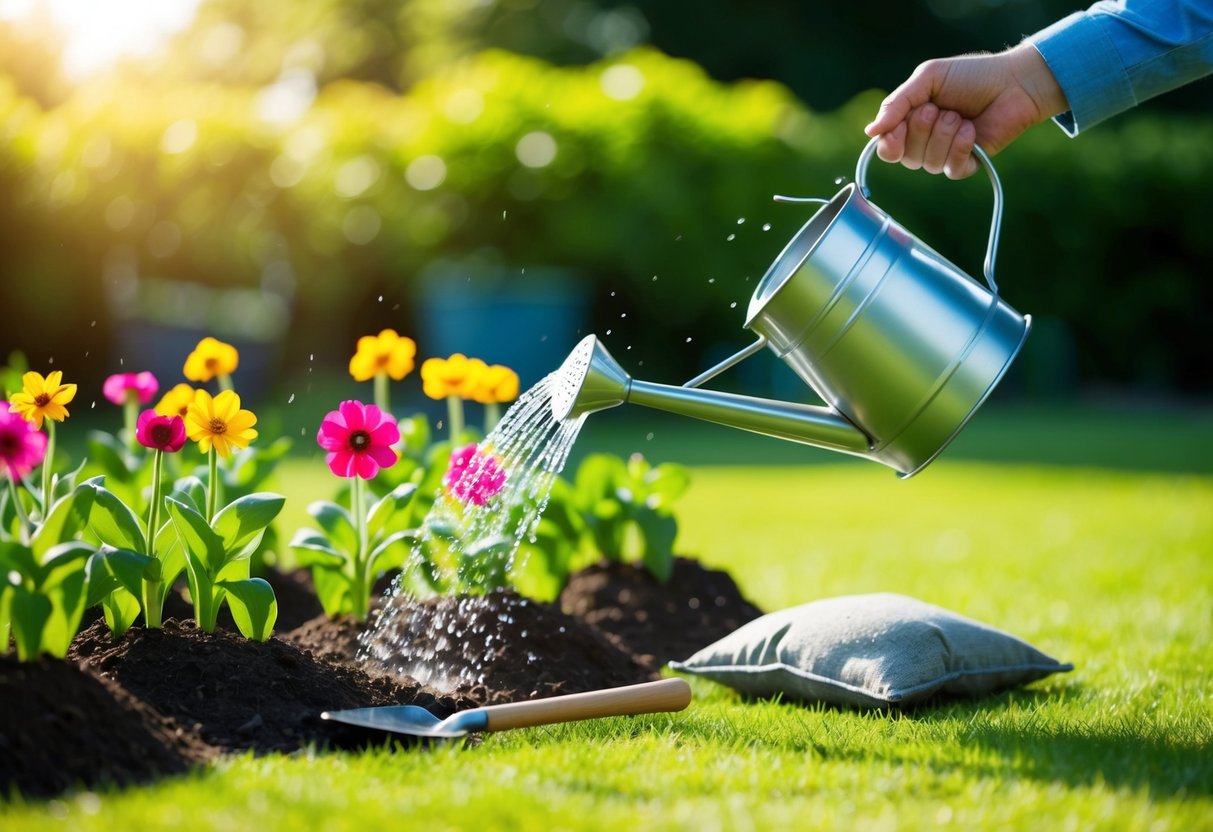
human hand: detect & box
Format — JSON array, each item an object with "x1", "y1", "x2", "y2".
[{"x1": 863, "y1": 43, "x2": 1068, "y2": 179}]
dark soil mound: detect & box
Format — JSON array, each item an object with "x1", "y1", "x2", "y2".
[
  {"x1": 559, "y1": 557, "x2": 765, "y2": 670},
  {"x1": 353, "y1": 588, "x2": 657, "y2": 704},
  {"x1": 68, "y1": 618, "x2": 471, "y2": 753},
  {"x1": 0, "y1": 657, "x2": 214, "y2": 797}
]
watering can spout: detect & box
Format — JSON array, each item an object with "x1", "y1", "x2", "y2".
[{"x1": 551, "y1": 335, "x2": 874, "y2": 460}]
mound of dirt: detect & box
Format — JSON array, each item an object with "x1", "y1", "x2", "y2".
[
  {"x1": 0, "y1": 656, "x2": 214, "y2": 797},
  {"x1": 68, "y1": 618, "x2": 471, "y2": 753},
  {"x1": 559, "y1": 557, "x2": 765, "y2": 670},
  {"x1": 351, "y1": 588, "x2": 657, "y2": 704}
]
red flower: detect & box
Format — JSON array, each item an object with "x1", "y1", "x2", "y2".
[
  {"x1": 103, "y1": 371, "x2": 159, "y2": 406},
  {"x1": 135, "y1": 409, "x2": 187, "y2": 453},
  {"x1": 317, "y1": 400, "x2": 400, "y2": 479},
  {"x1": 0, "y1": 401, "x2": 48, "y2": 479},
  {"x1": 443, "y1": 443, "x2": 507, "y2": 506}
]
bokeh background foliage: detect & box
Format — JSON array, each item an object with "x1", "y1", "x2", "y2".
[{"x1": 1, "y1": 0, "x2": 1210, "y2": 398}]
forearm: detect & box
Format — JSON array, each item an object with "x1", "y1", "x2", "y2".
[{"x1": 1029, "y1": 0, "x2": 1213, "y2": 135}]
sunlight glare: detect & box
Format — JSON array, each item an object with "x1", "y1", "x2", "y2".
[{"x1": 0, "y1": 0, "x2": 201, "y2": 78}]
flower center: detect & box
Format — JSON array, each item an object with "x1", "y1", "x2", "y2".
[
  {"x1": 349, "y1": 430, "x2": 370, "y2": 451},
  {"x1": 177, "y1": 406, "x2": 189, "y2": 417},
  {"x1": 34, "y1": 393, "x2": 50, "y2": 407},
  {"x1": 376, "y1": 353, "x2": 390, "y2": 368},
  {"x1": 150, "y1": 423, "x2": 174, "y2": 445},
  {"x1": 0, "y1": 432, "x2": 17, "y2": 455},
  {"x1": 208, "y1": 417, "x2": 227, "y2": 435},
  {"x1": 205, "y1": 357, "x2": 219, "y2": 372}
]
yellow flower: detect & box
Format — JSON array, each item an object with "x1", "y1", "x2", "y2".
[
  {"x1": 421, "y1": 354, "x2": 484, "y2": 400},
  {"x1": 8, "y1": 371, "x2": 77, "y2": 429},
  {"x1": 185, "y1": 389, "x2": 258, "y2": 458},
  {"x1": 183, "y1": 337, "x2": 239, "y2": 383},
  {"x1": 348, "y1": 329, "x2": 417, "y2": 382},
  {"x1": 472, "y1": 365, "x2": 520, "y2": 404},
  {"x1": 155, "y1": 383, "x2": 198, "y2": 419}
]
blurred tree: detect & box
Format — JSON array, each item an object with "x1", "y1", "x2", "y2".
[{"x1": 0, "y1": 15, "x2": 68, "y2": 107}]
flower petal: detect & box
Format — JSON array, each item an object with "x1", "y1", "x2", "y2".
[
  {"x1": 354, "y1": 452, "x2": 380, "y2": 480},
  {"x1": 338, "y1": 400, "x2": 366, "y2": 432}
]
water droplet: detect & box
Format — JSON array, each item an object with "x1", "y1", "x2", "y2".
[
  {"x1": 309, "y1": 353, "x2": 314, "y2": 361},
  {"x1": 301, "y1": 427, "x2": 306, "y2": 436},
  {"x1": 729, "y1": 301, "x2": 738, "y2": 308},
  {"x1": 835, "y1": 175, "x2": 847, "y2": 185},
  {"x1": 90, "y1": 401, "x2": 95, "y2": 409},
  {"x1": 392, "y1": 303, "x2": 400, "y2": 310},
  {"x1": 610, "y1": 291, "x2": 616, "y2": 297},
  {"x1": 645, "y1": 432, "x2": 654, "y2": 440},
  {"x1": 378, "y1": 295, "x2": 384, "y2": 302},
  {"x1": 675, "y1": 235, "x2": 683, "y2": 241},
  {"x1": 605, "y1": 329, "x2": 612, "y2": 336},
  {"x1": 685, "y1": 337, "x2": 692, "y2": 343},
  {"x1": 726, "y1": 233, "x2": 736, "y2": 241},
  {"x1": 736, "y1": 217, "x2": 745, "y2": 224},
  {"x1": 708, "y1": 278, "x2": 715, "y2": 284},
  {"x1": 84, "y1": 351, "x2": 89, "y2": 358},
  {"x1": 288, "y1": 393, "x2": 295, "y2": 404},
  {"x1": 651, "y1": 275, "x2": 658, "y2": 282},
  {"x1": 620, "y1": 313, "x2": 627, "y2": 318},
  {"x1": 626, "y1": 345, "x2": 632, "y2": 350},
  {"x1": 503, "y1": 210, "x2": 507, "y2": 220},
  {"x1": 762, "y1": 223, "x2": 772, "y2": 231},
  {"x1": 117, "y1": 357, "x2": 122, "y2": 366},
  {"x1": 90, "y1": 320, "x2": 96, "y2": 327}
]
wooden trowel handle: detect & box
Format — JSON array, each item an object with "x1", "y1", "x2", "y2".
[{"x1": 481, "y1": 678, "x2": 692, "y2": 732}]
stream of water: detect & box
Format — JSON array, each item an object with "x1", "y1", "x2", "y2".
[{"x1": 357, "y1": 371, "x2": 587, "y2": 687}]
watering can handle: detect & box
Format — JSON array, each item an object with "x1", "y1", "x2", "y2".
[{"x1": 855, "y1": 136, "x2": 1004, "y2": 296}]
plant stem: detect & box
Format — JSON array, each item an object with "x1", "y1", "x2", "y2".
[
  {"x1": 217, "y1": 373, "x2": 234, "y2": 393},
  {"x1": 352, "y1": 474, "x2": 369, "y2": 621},
  {"x1": 144, "y1": 449, "x2": 164, "y2": 629},
  {"x1": 206, "y1": 446, "x2": 218, "y2": 523},
  {"x1": 41, "y1": 420, "x2": 55, "y2": 518},
  {"x1": 485, "y1": 402, "x2": 501, "y2": 434},
  {"x1": 7, "y1": 472, "x2": 31, "y2": 544},
  {"x1": 374, "y1": 372, "x2": 390, "y2": 415},
  {"x1": 447, "y1": 396, "x2": 464, "y2": 445},
  {"x1": 124, "y1": 396, "x2": 139, "y2": 454}
]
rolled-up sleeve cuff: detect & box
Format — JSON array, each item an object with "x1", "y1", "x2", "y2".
[{"x1": 1028, "y1": 11, "x2": 1137, "y2": 136}]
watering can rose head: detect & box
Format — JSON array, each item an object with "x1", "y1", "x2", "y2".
[
  {"x1": 316, "y1": 400, "x2": 400, "y2": 479},
  {"x1": 0, "y1": 401, "x2": 48, "y2": 479},
  {"x1": 443, "y1": 443, "x2": 506, "y2": 506},
  {"x1": 8, "y1": 370, "x2": 76, "y2": 429}
]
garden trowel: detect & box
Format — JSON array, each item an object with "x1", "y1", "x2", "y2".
[{"x1": 322, "y1": 677, "x2": 691, "y2": 739}]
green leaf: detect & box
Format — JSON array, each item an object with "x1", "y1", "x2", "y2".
[
  {"x1": 169, "y1": 476, "x2": 207, "y2": 516},
  {"x1": 0, "y1": 540, "x2": 37, "y2": 583},
  {"x1": 37, "y1": 541, "x2": 96, "y2": 591},
  {"x1": 0, "y1": 586, "x2": 10, "y2": 652},
  {"x1": 101, "y1": 589, "x2": 142, "y2": 640},
  {"x1": 574, "y1": 454, "x2": 626, "y2": 511},
  {"x1": 32, "y1": 482, "x2": 97, "y2": 562},
  {"x1": 98, "y1": 548, "x2": 156, "y2": 598},
  {"x1": 9, "y1": 586, "x2": 51, "y2": 661},
  {"x1": 368, "y1": 529, "x2": 418, "y2": 575},
  {"x1": 224, "y1": 437, "x2": 292, "y2": 490},
  {"x1": 310, "y1": 565, "x2": 352, "y2": 617},
  {"x1": 86, "y1": 431, "x2": 136, "y2": 484},
  {"x1": 212, "y1": 492, "x2": 285, "y2": 558},
  {"x1": 307, "y1": 501, "x2": 358, "y2": 556},
  {"x1": 367, "y1": 482, "x2": 418, "y2": 539},
  {"x1": 154, "y1": 520, "x2": 187, "y2": 599},
  {"x1": 87, "y1": 483, "x2": 147, "y2": 553},
  {"x1": 167, "y1": 497, "x2": 227, "y2": 576},
  {"x1": 645, "y1": 463, "x2": 692, "y2": 509},
  {"x1": 85, "y1": 551, "x2": 120, "y2": 607},
  {"x1": 41, "y1": 568, "x2": 88, "y2": 657},
  {"x1": 635, "y1": 510, "x2": 677, "y2": 584},
  {"x1": 217, "y1": 577, "x2": 277, "y2": 641},
  {"x1": 288, "y1": 529, "x2": 346, "y2": 566},
  {"x1": 51, "y1": 458, "x2": 89, "y2": 504}
]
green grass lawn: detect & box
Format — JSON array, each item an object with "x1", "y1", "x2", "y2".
[{"x1": 4, "y1": 407, "x2": 1212, "y2": 831}]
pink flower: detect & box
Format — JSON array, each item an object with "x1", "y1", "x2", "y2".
[
  {"x1": 317, "y1": 400, "x2": 400, "y2": 480},
  {"x1": 103, "y1": 371, "x2": 159, "y2": 406},
  {"x1": 0, "y1": 401, "x2": 48, "y2": 479},
  {"x1": 443, "y1": 443, "x2": 507, "y2": 506},
  {"x1": 135, "y1": 409, "x2": 187, "y2": 453}
]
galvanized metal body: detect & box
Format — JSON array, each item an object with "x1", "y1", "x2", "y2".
[{"x1": 551, "y1": 138, "x2": 1031, "y2": 478}]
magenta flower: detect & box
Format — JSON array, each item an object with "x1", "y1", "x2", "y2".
[
  {"x1": 443, "y1": 443, "x2": 507, "y2": 506},
  {"x1": 0, "y1": 401, "x2": 48, "y2": 479},
  {"x1": 317, "y1": 400, "x2": 400, "y2": 479},
  {"x1": 103, "y1": 371, "x2": 159, "y2": 406},
  {"x1": 135, "y1": 409, "x2": 187, "y2": 453}
]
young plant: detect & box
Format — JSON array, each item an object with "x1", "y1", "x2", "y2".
[
  {"x1": 0, "y1": 399, "x2": 103, "y2": 659},
  {"x1": 167, "y1": 389, "x2": 281, "y2": 640},
  {"x1": 85, "y1": 410, "x2": 190, "y2": 637},
  {"x1": 568, "y1": 452, "x2": 691, "y2": 583},
  {"x1": 290, "y1": 400, "x2": 414, "y2": 620}
]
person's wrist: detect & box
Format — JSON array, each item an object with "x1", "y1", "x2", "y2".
[{"x1": 1006, "y1": 43, "x2": 1069, "y2": 124}]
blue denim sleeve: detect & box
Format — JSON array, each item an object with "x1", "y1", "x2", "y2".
[{"x1": 1028, "y1": 0, "x2": 1213, "y2": 135}]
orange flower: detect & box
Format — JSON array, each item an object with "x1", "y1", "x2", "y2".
[
  {"x1": 471, "y1": 364, "x2": 519, "y2": 404},
  {"x1": 421, "y1": 354, "x2": 484, "y2": 400},
  {"x1": 348, "y1": 329, "x2": 417, "y2": 382},
  {"x1": 183, "y1": 337, "x2": 239, "y2": 383}
]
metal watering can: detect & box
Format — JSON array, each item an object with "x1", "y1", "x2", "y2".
[{"x1": 551, "y1": 137, "x2": 1032, "y2": 478}]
